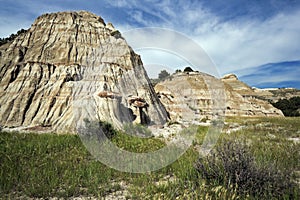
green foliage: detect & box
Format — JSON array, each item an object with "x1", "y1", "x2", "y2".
[
  {"x1": 0, "y1": 29, "x2": 27, "y2": 46},
  {"x1": 81, "y1": 118, "x2": 117, "y2": 139},
  {"x1": 0, "y1": 132, "x2": 119, "y2": 198},
  {"x1": 272, "y1": 97, "x2": 300, "y2": 116},
  {"x1": 183, "y1": 66, "x2": 193, "y2": 72},
  {"x1": 175, "y1": 69, "x2": 182, "y2": 73},
  {"x1": 111, "y1": 130, "x2": 165, "y2": 153},
  {"x1": 195, "y1": 138, "x2": 299, "y2": 199},
  {"x1": 0, "y1": 130, "x2": 166, "y2": 198},
  {"x1": 1, "y1": 117, "x2": 299, "y2": 198},
  {"x1": 158, "y1": 70, "x2": 170, "y2": 81}
]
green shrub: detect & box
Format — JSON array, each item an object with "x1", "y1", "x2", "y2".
[
  {"x1": 80, "y1": 119, "x2": 117, "y2": 140},
  {"x1": 272, "y1": 97, "x2": 300, "y2": 116},
  {"x1": 195, "y1": 139, "x2": 298, "y2": 199},
  {"x1": 183, "y1": 66, "x2": 193, "y2": 72},
  {"x1": 158, "y1": 70, "x2": 170, "y2": 81}
]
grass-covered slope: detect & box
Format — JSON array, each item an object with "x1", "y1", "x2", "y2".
[{"x1": 1, "y1": 117, "x2": 299, "y2": 199}]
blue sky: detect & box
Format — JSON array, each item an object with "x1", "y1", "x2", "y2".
[
  {"x1": 235, "y1": 61, "x2": 300, "y2": 88},
  {"x1": 1, "y1": 0, "x2": 300, "y2": 88}
]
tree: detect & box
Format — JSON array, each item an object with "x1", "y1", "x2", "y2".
[
  {"x1": 0, "y1": 28, "x2": 28, "y2": 46},
  {"x1": 272, "y1": 97, "x2": 300, "y2": 116},
  {"x1": 175, "y1": 69, "x2": 182, "y2": 73},
  {"x1": 183, "y1": 66, "x2": 193, "y2": 72},
  {"x1": 158, "y1": 70, "x2": 170, "y2": 80},
  {"x1": 17, "y1": 29, "x2": 26, "y2": 35}
]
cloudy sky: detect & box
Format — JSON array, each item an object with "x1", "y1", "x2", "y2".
[{"x1": 1, "y1": 0, "x2": 300, "y2": 88}]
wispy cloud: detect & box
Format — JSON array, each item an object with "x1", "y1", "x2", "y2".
[
  {"x1": 1, "y1": 0, "x2": 299, "y2": 86},
  {"x1": 235, "y1": 61, "x2": 300, "y2": 88},
  {"x1": 196, "y1": 10, "x2": 300, "y2": 74},
  {"x1": 107, "y1": 0, "x2": 300, "y2": 77},
  {"x1": 122, "y1": 27, "x2": 218, "y2": 77}
]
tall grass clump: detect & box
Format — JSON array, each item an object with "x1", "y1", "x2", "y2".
[{"x1": 195, "y1": 139, "x2": 298, "y2": 199}]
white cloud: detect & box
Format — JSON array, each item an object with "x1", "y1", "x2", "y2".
[
  {"x1": 109, "y1": 0, "x2": 130, "y2": 8},
  {"x1": 1, "y1": 0, "x2": 299, "y2": 83},
  {"x1": 122, "y1": 28, "x2": 219, "y2": 78},
  {"x1": 110, "y1": 1, "x2": 300, "y2": 78},
  {"x1": 0, "y1": 1, "x2": 73, "y2": 37},
  {"x1": 191, "y1": 10, "x2": 300, "y2": 74},
  {"x1": 136, "y1": 49, "x2": 190, "y2": 77}
]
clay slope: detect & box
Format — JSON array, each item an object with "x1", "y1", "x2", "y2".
[
  {"x1": 155, "y1": 72, "x2": 283, "y2": 122},
  {"x1": 0, "y1": 11, "x2": 168, "y2": 133}
]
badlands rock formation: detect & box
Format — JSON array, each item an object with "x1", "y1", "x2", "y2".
[
  {"x1": 155, "y1": 72, "x2": 283, "y2": 122},
  {"x1": 221, "y1": 74, "x2": 256, "y2": 96},
  {"x1": 0, "y1": 11, "x2": 168, "y2": 133},
  {"x1": 222, "y1": 74, "x2": 300, "y2": 101},
  {"x1": 253, "y1": 88, "x2": 300, "y2": 102}
]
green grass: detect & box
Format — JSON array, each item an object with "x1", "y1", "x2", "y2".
[
  {"x1": 112, "y1": 131, "x2": 165, "y2": 153},
  {"x1": 1, "y1": 117, "x2": 299, "y2": 199},
  {"x1": 224, "y1": 117, "x2": 300, "y2": 169},
  {"x1": 0, "y1": 132, "x2": 120, "y2": 198}
]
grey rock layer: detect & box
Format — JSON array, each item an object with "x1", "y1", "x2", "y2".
[{"x1": 0, "y1": 11, "x2": 168, "y2": 133}]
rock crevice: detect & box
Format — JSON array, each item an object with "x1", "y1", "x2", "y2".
[{"x1": 0, "y1": 11, "x2": 168, "y2": 132}]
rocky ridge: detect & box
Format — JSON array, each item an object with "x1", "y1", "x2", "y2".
[
  {"x1": 221, "y1": 74, "x2": 300, "y2": 101},
  {"x1": 155, "y1": 72, "x2": 283, "y2": 122},
  {"x1": 0, "y1": 11, "x2": 168, "y2": 133},
  {"x1": 0, "y1": 11, "x2": 286, "y2": 133}
]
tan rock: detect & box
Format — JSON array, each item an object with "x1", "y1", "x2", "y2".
[
  {"x1": 221, "y1": 73, "x2": 256, "y2": 96},
  {"x1": 155, "y1": 72, "x2": 283, "y2": 122},
  {"x1": 0, "y1": 11, "x2": 168, "y2": 133}
]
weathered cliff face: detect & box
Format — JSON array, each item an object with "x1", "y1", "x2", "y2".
[
  {"x1": 253, "y1": 88, "x2": 300, "y2": 102},
  {"x1": 155, "y1": 72, "x2": 225, "y2": 123},
  {"x1": 221, "y1": 74, "x2": 300, "y2": 102},
  {"x1": 0, "y1": 11, "x2": 168, "y2": 133},
  {"x1": 221, "y1": 74, "x2": 256, "y2": 96},
  {"x1": 155, "y1": 72, "x2": 283, "y2": 121}
]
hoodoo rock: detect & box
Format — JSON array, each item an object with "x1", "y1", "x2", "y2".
[{"x1": 0, "y1": 11, "x2": 168, "y2": 133}]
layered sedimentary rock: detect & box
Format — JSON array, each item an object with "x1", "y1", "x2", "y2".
[
  {"x1": 155, "y1": 72, "x2": 283, "y2": 122},
  {"x1": 0, "y1": 11, "x2": 168, "y2": 133},
  {"x1": 222, "y1": 74, "x2": 300, "y2": 101},
  {"x1": 221, "y1": 74, "x2": 256, "y2": 96},
  {"x1": 253, "y1": 88, "x2": 300, "y2": 102}
]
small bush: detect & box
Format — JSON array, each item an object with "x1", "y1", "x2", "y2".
[
  {"x1": 158, "y1": 70, "x2": 170, "y2": 81},
  {"x1": 80, "y1": 118, "x2": 117, "y2": 140},
  {"x1": 195, "y1": 139, "x2": 298, "y2": 199},
  {"x1": 183, "y1": 66, "x2": 193, "y2": 72}
]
